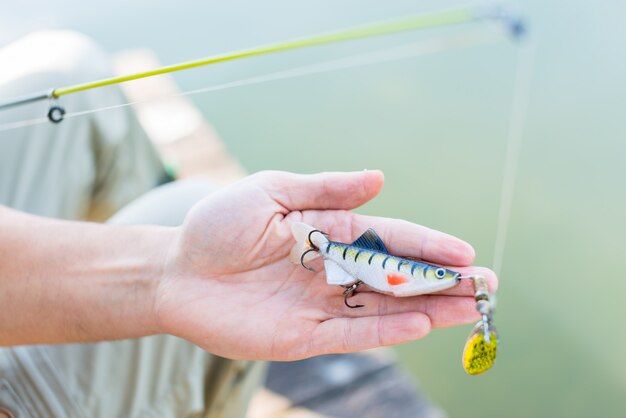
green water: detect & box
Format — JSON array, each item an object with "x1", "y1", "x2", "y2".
[{"x1": 4, "y1": 1, "x2": 626, "y2": 416}]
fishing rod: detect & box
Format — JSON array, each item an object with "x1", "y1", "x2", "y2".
[{"x1": 0, "y1": 5, "x2": 524, "y2": 123}]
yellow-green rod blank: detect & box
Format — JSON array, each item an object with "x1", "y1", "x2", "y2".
[{"x1": 52, "y1": 8, "x2": 476, "y2": 97}]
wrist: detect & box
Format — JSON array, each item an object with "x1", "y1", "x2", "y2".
[
  {"x1": 131, "y1": 224, "x2": 179, "y2": 337},
  {"x1": 62, "y1": 223, "x2": 179, "y2": 341}
]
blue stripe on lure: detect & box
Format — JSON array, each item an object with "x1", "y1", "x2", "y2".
[{"x1": 290, "y1": 222, "x2": 461, "y2": 298}]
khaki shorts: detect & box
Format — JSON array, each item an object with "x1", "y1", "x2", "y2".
[{"x1": 0, "y1": 31, "x2": 264, "y2": 418}]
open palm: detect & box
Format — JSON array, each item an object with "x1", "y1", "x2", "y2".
[{"x1": 156, "y1": 171, "x2": 497, "y2": 361}]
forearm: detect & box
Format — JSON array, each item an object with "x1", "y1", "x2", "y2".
[{"x1": 0, "y1": 205, "x2": 174, "y2": 345}]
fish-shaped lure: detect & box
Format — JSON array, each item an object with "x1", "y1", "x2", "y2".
[
  {"x1": 290, "y1": 222, "x2": 461, "y2": 298},
  {"x1": 290, "y1": 222, "x2": 498, "y2": 375}
]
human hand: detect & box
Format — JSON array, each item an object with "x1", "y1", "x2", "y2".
[{"x1": 156, "y1": 171, "x2": 497, "y2": 361}]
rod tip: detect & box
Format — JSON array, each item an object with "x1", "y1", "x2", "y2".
[{"x1": 474, "y1": 4, "x2": 528, "y2": 41}]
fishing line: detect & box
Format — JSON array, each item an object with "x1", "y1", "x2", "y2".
[
  {"x1": 0, "y1": 26, "x2": 506, "y2": 133},
  {"x1": 0, "y1": 116, "x2": 49, "y2": 132},
  {"x1": 491, "y1": 39, "x2": 535, "y2": 276}
]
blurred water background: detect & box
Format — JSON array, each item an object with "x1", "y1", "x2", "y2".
[{"x1": 2, "y1": 1, "x2": 625, "y2": 417}]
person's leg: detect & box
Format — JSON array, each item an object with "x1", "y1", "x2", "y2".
[{"x1": 0, "y1": 30, "x2": 167, "y2": 221}]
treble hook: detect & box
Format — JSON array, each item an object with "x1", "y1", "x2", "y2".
[
  {"x1": 342, "y1": 280, "x2": 364, "y2": 308},
  {"x1": 299, "y1": 229, "x2": 328, "y2": 272}
]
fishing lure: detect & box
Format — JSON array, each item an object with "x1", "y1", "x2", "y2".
[{"x1": 290, "y1": 222, "x2": 498, "y2": 375}]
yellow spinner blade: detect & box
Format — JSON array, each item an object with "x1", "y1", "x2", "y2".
[{"x1": 462, "y1": 328, "x2": 498, "y2": 375}]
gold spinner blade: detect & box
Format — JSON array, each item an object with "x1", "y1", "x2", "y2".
[{"x1": 462, "y1": 322, "x2": 498, "y2": 375}]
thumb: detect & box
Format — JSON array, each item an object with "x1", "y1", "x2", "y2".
[{"x1": 256, "y1": 170, "x2": 384, "y2": 211}]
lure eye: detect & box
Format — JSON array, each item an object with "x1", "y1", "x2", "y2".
[{"x1": 435, "y1": 268, "x2": 446, "y2": 279}]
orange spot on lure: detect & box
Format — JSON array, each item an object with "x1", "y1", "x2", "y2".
[{"x1": 386, "y1": 273, "x2": 409, "y2": 286}]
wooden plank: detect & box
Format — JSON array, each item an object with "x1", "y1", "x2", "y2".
[{"x1": 261, "y1": 350, "x2": 446, "y2": 418}]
